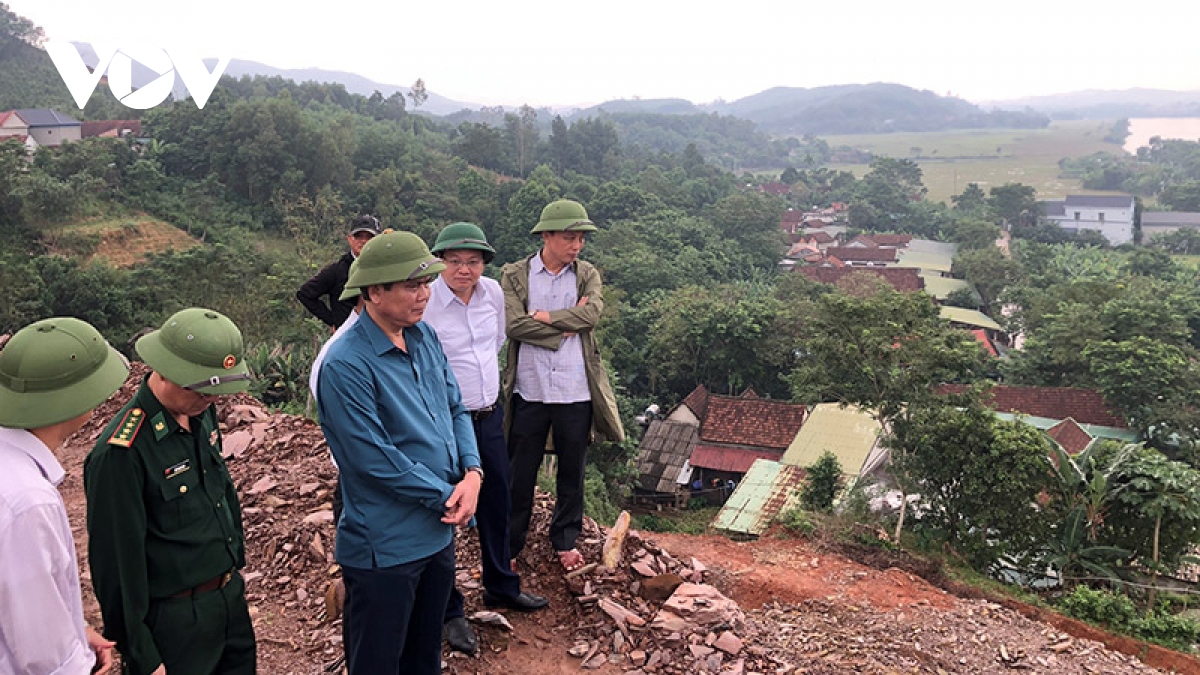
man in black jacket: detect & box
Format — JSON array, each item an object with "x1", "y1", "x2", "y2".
[{"x1": 296, "y1": 215, "x2": 382, "y2": 328}]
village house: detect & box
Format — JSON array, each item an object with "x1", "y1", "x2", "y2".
[
  {"x1": 634, "y1": 386, "x2": 807, "y2": 506},
  {"x1": 0, "y1": 108, "x2": 82, "y2": 147},
  {"x1": 1041, "y1": 194, "x2": 1135, "y2": 246},
  {"x1": 1140, "y1": 211, "x2": 1200, "y2": 241}
]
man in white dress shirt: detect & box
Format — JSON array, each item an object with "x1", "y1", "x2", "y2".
[
  {"x1": 0, "y1": 317, "x2": 128, "y2": 674},
  {"x1": 423, "y1": 223, "x2": 548, "y2": 653}
]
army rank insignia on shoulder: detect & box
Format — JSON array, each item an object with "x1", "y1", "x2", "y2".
[{"x1": 108, "y1": 407, "x2": 145, "y2": 447}]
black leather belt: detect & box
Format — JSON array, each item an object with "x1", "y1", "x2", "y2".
[
  {"x1": 170, "y1": 570, "x2": 234, "y2": 598},
  {"x1": 470, "y1": 405, "x2": 495, "y2": 421}
]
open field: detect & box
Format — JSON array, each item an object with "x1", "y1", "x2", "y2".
[{"x1": 820, "y1": 121, "x2": 1124, "y2": 203}]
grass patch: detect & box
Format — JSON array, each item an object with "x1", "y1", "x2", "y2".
[
  {"x1": 819, "y1": 121, "x2": 1123, "y2": 203},
  {"x1": 632, "y1": 506, "x2": 720, "y2": 535}
]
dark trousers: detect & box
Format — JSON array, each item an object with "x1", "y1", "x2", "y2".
[
  {"x1": 446, "y1": 402, "x2": 522, "y2": 619},
  {"x1": 508, "y1": 394, "x2": 592, "y2": 555},
  {"x1": 138, "y1": 571, "x2": 255, "y2": 675},
  {"x1": 342, "y1": 543, "x2": 455, "y2": 675}
]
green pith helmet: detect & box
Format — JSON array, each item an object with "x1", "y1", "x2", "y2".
[
  {"x1": 431, "y1": 222, "x2": 496, "y2": 263},
  {"x1": 344, "y1": 230, "x2": 446, "y2": 289},
  {"x1": 530, "y1": 199, "x2": 598, "y2": 234},
  {"x1": 136, "y1": 308, "x2": 252, "y2": 394},
  {"x1": 0, "y1": 317, "x2": 129, "y2": 428}
]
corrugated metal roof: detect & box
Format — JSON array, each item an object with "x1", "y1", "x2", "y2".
[
  {"x1": 635, "y1": 420, "x2": 700, "y2": 493},
  {"x1": 689, "y1": 445, "x2": 781, "y2": 473},
  {"x1": 712, "y1": 459, "x2": 806, "y2": 536},
  {"x1": 992, "y1": 413, "x2": 1139, "y2": 441},
  {"x1": 939, "y1": 306, "x2": 1002, "y2": 330},
  {"x1": 780, "y1": 403, "x2": 881, "y2": 476},
  {"x1": 920, "y1": 273, "x2": 973, "y2": 300},
  {"x1": 890, "y1": 249, "x2": 954, "y2": 274}
]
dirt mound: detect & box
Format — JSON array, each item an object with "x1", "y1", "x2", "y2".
[
  {"x1": 89, "y1": 218, "x2": 199, "y2": 267},
  {"x1": 57, "y1": 369, "x2": 1194, "y2": 674}
]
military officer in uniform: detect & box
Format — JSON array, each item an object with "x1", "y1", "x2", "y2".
[{"x1": 85, "y1": 308, "x2": 256, "y2": 675}]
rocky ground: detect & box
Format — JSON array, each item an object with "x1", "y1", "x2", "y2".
[{"x1": 54, "y1": 364, "x2": 1199, "y2": 674}]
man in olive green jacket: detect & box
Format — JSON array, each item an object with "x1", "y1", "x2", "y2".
[{"x1": 501, "y1": 199, "x2": 623, "y2": 573}]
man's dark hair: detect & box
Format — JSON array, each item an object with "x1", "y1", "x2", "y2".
[{"x1": 360, "y1": 282, "x2": 394, "y2": 302}]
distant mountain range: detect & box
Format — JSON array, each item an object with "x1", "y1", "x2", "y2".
[
  {"x1": 981, "y1": 88, "x2": 1200, "y2": 119},
  {"x1": 14, "y1": 43, "x2": 1200, "y2": 133},
  {"x1": 572, "y1": 84, "x2": 1050, "y2": 135}
]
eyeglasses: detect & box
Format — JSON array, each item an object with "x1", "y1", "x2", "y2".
[
  {"x1": 443, "y1": 259, "x2": 484, "y2": 269},
  {"x1": 397, "y1": 277, "x2": 436, "y2": 292}
]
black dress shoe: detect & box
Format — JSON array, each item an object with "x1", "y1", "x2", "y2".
[
  {"x1": 443, "y1": 616, "x2": 477, "y2": 655},
  {"x1": 482, "y1": 590, "x2": 549, "y2": 611}
]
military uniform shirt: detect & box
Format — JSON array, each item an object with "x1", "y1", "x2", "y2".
[{"x1": 84, "y1": 375, "x2": 245, "y2": 674}]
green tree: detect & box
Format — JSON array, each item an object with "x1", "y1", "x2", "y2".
[
  {"x1": 892, "y1": 394, "x2": 1056, "y2": 568},
  {"x1": 800, "y1": 451, "x2": 843, "y2": 512},
  {"x1": 788, "y1": 286, "x2": 991, "y2": 537},
  {"x1": 406, "y1": 78, "x2": 428, "y2": 134},
  {"x1": 1086, "y1": 337, "x2": 1200, "y2": 456},
  {"x1": 951, "y1": 183, "x2": 988, "y2": 213},
  {"x1": 647, "y1": 282, "x2": 792, "y2": 399},
  {"x1": 988, "y1": 183, "x2": 1038, "y2": 228},
  {"x1": 951, "y1": 247, "x2": 1021, "y2": 310},
  {"x1": 944, "y1": 216, "x2": 1001, "y2": 251},
  {"x1": 1111, "y1": 447, "x2": 1200, "y2": 606}
]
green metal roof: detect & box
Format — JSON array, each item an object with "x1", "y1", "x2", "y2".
[
  {"x1": 779, "y1": 403, "x2": 882, "y2": 476},
  {"x1": 711, "y1": 459, "x2": 805, "y2": 536},
  {"x1": 889, "y1": 249, "x2": 954, "y2": 274},
  {"x1": 993, "y1": 413, "x2": 1140, "y2": 442},
  {"x1": 920, "y1": 273, "x2": 975, "y2": 301},
  {"x1": 939, "y1": 306, "x2": 1002, "y2": 330}
]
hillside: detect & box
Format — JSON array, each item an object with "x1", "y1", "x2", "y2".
[
  {"x1": 49, "y1": 365, "x2": 1194, "y2": 674},
  {"x1": 706, "y1": 83, "x2": 1050, "y2": 135},
  {"x1": 0, "y1": 33, "x2": 76, "y2": 111}
]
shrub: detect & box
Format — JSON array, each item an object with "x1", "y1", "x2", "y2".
[
  {"x1": 1058, "y1": 585, "x2": 1200, "y2": 651},
  {"x1": 801, "y1": 451, "x2": 843, "y2": 511},
  {"x1": 778, "y1": 506, "x2": 816, "y2": 537}
]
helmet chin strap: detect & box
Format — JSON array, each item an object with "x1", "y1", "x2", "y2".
[{"x1": 182, "y1": 372, "x2": 253, "y2": 391}]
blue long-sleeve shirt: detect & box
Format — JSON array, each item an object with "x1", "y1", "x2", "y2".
[{"x1": 317, "y1": 310, "x2": 481, "y2": 568}]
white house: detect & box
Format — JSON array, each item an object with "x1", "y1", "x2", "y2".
[{"x1": 1042, "y1": 195, "x2": 1135, "y2": 245}]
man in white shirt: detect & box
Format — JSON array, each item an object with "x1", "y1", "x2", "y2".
[
  {"x1": 424, "y1": 223, "x2": 548, "y2": 652},
  {"x1": 0, "y1": 317, "x2": 128, "y2": 674}
]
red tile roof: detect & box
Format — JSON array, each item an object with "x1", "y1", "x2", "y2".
[
  {"x1": 1046, "y1": 418, "x2": 1094, "y2": 454},
  {"x1": 681, "y1": 384, "x2": 709, "y2": 420},
  {"x1": 938, "y1": 384, "x2": 1127, "y2": 428},
  {"x1": 825, "y1": 246, "x2": 898, "y2": 262},
  {"x1": 804, "y1": 231, "x2": 835, "y2": 244},
  {"x1": 781, "y1": 210, "x2": 804, "y2": 223},
  {"x1": 689, "y1": 445, "x2": 782, "y2": 473},
  {"x1": 799, "y1": 266, "x2": 925, "y2": 293},
  {"x1": 849, "y1": 235, "x2": 880, "y2": 248},
  {"x1": 700, "y1": 395, "x2": 807, "y2": 449}
]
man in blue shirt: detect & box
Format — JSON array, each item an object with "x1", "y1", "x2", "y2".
[
  {"x1": 424, "y1": 223, "x2": 549, "y2": 653},
  {"x1": 318, "y1": 231, "x2": 483, "y2": 675}
]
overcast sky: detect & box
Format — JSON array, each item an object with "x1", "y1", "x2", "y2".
[{"x1": 11, "y1": 0, "x2": 1200, "y2": 108}]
